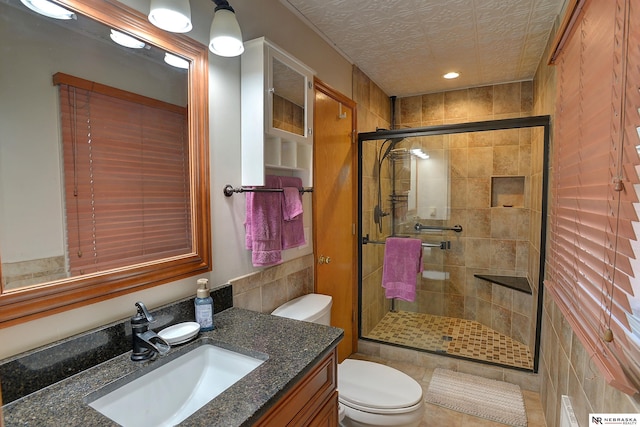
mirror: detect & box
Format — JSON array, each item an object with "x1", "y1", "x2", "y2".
[
  {"x1": 271, "y1": 56, "x2": 306, "y2": 137},
  {"x1": 0, "y1": 0, "x2": 211, "y2": 327},
  {"x1": 405, "y1": 147, "x2": 449, "y2": 220}
]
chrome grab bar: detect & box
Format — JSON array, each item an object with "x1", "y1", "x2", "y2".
[
  {"x1": 414, "y1": 223, "x2": 463, "y2": 233},
  {"x1": 361, "y1": 235, "x2": 451, "y2": 250}
]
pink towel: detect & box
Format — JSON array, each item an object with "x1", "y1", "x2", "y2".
[
  {"x1": 244, "y1": 175, "x2": 282, "y2": 266},
  {"x1": 381, "y1": 237, "x2": 423, "y2": 302},
  {"x1": 278, "y1": 176, "x2": 305, "y2": 249},
  {"x1": 282, "y1": 187, "x2": 303, "y2": 220}
]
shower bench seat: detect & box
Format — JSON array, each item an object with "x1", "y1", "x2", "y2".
[{"x1": 474, "y1": 274, "x2": 532, "y2": 294}]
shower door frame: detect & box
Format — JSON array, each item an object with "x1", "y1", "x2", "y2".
[{"x1": 357, "y1": 115, "x2": 551, "y2": 372}]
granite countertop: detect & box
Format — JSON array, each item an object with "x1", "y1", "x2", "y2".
[{"x1": 2, "y1": 307, "x2": 344, "y2": 426}]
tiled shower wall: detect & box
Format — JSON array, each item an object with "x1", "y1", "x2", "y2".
[
  {"x1": 358, "y1": 79, "x2": 542, "y2": 349},
  {"x1": 352, "y1": 66, "x2": 393, "y2": 336}
]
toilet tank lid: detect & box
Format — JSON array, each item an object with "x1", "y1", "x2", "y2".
[
  {"x1": 338, "y1": 359, "x2": 423, "y2": 410},
  {"x1": 271, "y1": 293, "x2": 332, "y2": 320}
]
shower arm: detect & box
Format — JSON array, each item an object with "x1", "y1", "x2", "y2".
[{"x1": 414, "y1": 223, "x2": 463, "y2": 233}]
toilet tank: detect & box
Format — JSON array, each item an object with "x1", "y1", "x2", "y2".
[{"x1": 271, "y1": 294, "x2": 332, "y2": 325}]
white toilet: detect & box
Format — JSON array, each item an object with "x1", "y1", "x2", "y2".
[
  {"x1": 272, "y1": 294, "x2": 424, "y2": 427},
  {"x1": 271, "y1": 293, "x2": 333, "y2": 325}
]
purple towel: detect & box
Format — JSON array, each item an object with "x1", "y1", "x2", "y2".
[
  {"x1": 278, "y1": 176, "x2": 305, "y2": 249},
  {"x1": 244, "y1": 175, "x2": 282, "y2": 267},
  {"x1": 282, "y1": 187, "x2": 303, "y2": 220},
  {"x1": 381, "y1": 237, "x2": 423, "y2": 302}
]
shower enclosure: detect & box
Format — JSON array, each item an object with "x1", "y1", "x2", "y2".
[{"x1": 358, "y1": 116, "x2": 550, "y2": 371}]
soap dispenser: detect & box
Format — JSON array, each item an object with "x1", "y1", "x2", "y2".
[{"x1": 194, "y1": 278, "x2": 214, "y2": 331}]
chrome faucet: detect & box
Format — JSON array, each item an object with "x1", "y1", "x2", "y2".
[{"x1": 130, "y1": 301, "x2": 170, "y2": 361}]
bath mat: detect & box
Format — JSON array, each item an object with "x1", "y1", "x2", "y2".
[{"x1": 425, "y1": 368, "x2": 527, "y2": 426}]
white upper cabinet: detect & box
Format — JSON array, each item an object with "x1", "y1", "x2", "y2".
[{"x1": 241, "y1": 37, "x2": 315, "y2": 186}]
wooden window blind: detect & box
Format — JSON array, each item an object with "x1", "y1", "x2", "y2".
[
  {"x1": 55, "y1": 73, "x2": 191, "y2": 276},
  {"x1": 547, "y1": 0, "x2": 640, "y2": 393}
]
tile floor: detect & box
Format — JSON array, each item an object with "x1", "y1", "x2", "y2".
[
  {"x1": 349, "y1": 352, "x2": 547, "y2": 427},
  {"x1": 365, "y1": 310, "x2": 534, "y2": 370}
]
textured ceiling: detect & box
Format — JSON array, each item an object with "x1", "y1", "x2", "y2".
[{"x1": 280, "y1": 0, "x2": 564, "y2": 96}]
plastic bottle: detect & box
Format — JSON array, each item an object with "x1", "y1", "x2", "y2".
[{"x1": 194, "y1": 278, "x2": 214, "y2": 331}]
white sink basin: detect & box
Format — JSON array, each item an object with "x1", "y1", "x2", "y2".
[{"x1": 88, "y1": 343, "x2": 266, "y2": 426}]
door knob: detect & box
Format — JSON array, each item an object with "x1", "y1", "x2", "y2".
[{"x1": 318, "y1": 255, "x2": 332, "y2": 265}]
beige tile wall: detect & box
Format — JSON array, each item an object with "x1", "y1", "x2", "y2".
[
  {"x1": 353, "y1": 66, "x2": 394, "y2": 336},
  {"x1": 230, "y1": 254, "x2": 314, "y2": 314},
  {"x1": 2, "y1": 256, "x2": 66, "y2": 290},
  {"x1": 396, "y1": 81, "x2": 533, "y2": 127}
]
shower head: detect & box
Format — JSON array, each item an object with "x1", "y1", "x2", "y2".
[
  {"x1": 389, "y1": 148, "x2": 410, "y2": 160},
  {"x1": 374, "y1": 137, "x2": 405, "y2": 233},
  {"x1": 380, "y1": 137, "x2": 405, "y2": 162}
]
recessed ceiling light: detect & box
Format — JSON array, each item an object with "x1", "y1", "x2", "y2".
[
  {"x1": 110, "y1": 30, "x2": 145, "y2": 49},
  {"x1": 443, "y1": 72, "x2": 460, "y2": 79},
  {"x1": 164, "y1": 53, "x2": 189, "y2": 69},
  {"x1": 20, "y1": 0, "x2": 76, "y2": 20}
]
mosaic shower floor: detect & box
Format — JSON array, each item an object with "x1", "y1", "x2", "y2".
[{"x1": 365, "y1": 310, "x2": 534, "y2": 370}]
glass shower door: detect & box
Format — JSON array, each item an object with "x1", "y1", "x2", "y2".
[
  {"x1": 359, "y1": 135, "x2": 452, "y2": 350},
  {"x1": 358, "y1": 116, "x2": 550, "y2": 371}
]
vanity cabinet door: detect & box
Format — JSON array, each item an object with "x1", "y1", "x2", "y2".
[
  {"x1": 306, "y1": 391, "x2": 339, "y2": 427},
  {"x1": 241, "y1": 37, "x2": 315, "y2": 187},
  {"x1": 255, "y1": 348, "x2": 337, "y2": 426}
]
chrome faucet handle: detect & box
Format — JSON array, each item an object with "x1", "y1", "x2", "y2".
[{"x1": 133, "y1": 301, "x2": 154, "y2": 324}]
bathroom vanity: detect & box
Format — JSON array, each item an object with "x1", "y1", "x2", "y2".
[{"x1": 1, "y1": 307, "x2": 343, "y2": 426}]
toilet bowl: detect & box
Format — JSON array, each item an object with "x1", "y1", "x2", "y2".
[
  {"x1": 338, "y1": 359, "x2": 423, "y2": 427},
  {"x1": 272, "y1": 294, "x2": 424, "y2": 427}
]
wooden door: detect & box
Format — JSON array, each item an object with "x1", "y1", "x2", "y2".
[{"x1": 313, "y1": 79, "x2": 357, "y2": 362}]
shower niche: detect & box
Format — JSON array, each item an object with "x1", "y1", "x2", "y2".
[
  {"x1": 491, "y1": 176, "x2": 525, "y2": 208},
  {"x1": 358, "y1": 117, "x2": 550, "y2": 372}
]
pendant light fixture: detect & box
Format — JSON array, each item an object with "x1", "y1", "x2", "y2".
[
  {"x1": 148, "y1": 0, "x2": 192, "y2": 33},
  {"x1": 209, "y1": 0, "x2": 244, "y2": 57}
]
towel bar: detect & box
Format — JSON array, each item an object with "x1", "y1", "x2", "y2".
[
  {"x1": 414, "y1": 223, "x2": 463, "y2": 233},
  {"x1": 362, "y1": 235, "x2": 450, "y2": 249},
  {"x1": 223, "y1": 184, "x2": 313, "y2": 197}
]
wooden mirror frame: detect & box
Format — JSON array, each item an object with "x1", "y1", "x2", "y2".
[{"x1": 0, "y1": 0, "x2": 211, "y2": 328}]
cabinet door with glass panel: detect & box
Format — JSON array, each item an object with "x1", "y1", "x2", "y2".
[{"x1": 241, "y1": 37, "x2": 314, "y2": 186}]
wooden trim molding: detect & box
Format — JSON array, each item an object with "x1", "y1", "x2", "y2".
[
  {"x1": 548, "y1": 0, "x2": 586, "y2": 64},
  {"x1": 53, "y1": 72, "x2": 187, "y2": 114}
]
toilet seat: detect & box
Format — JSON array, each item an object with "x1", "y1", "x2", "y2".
[{"x1": 338, "y1": 359, "x2": 423, "y2": 414}]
